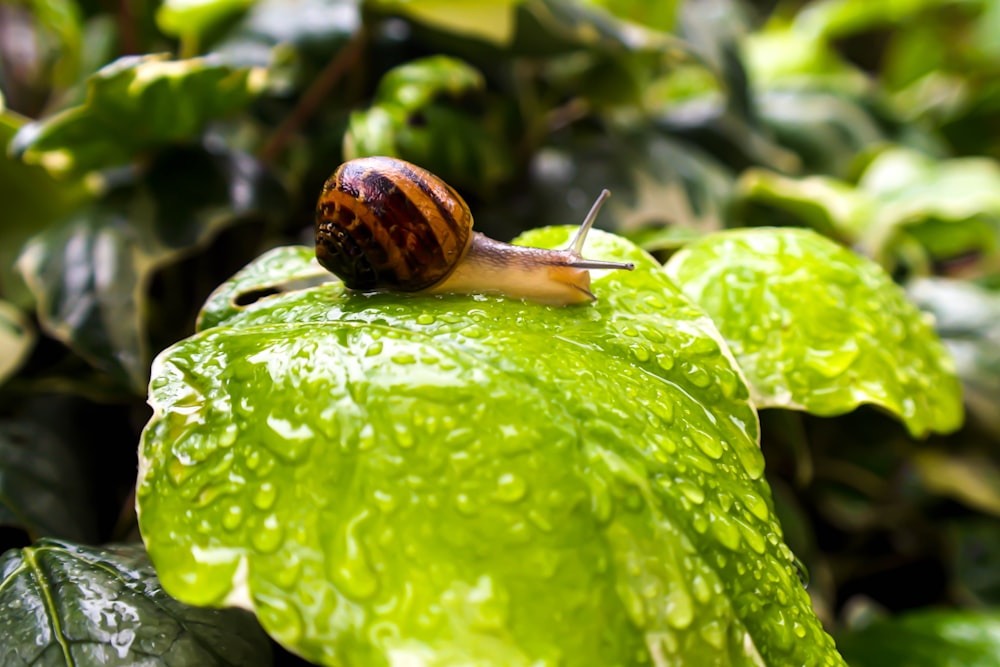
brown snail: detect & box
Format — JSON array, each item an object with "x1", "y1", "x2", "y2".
[{"x1": 315, "y1": 156, "x2": 634, "y2": 305}]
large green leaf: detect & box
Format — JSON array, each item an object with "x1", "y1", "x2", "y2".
[
  {"x1": 137, "y1": 231, "x2": 845, "y2": 665},
  {"x1": 10, "y1": 54, "x2": 265, "y2": 177},
  {"x1": 663, "y1": 228, "x2": 963, "y2": 437},
  {"x1": 837, "y1": 609, "x2": 1000, "y2": 667},
  {"x1": 0, "y1": 539, "x2": 271, "y2": 666}
]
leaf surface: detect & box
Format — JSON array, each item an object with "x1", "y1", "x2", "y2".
[
  {"x1": 138, "y1": 230, "x2": 845, "y2": 666},
  {"x1": 664, "y1": 227, "x2": 963, "y2": 437},
  {"x1": 837, "y1": 609, "x2": 1000, "y2": 667},
  {"x1": 0, "y1": 540, "x2": 271, "y2": 666}
]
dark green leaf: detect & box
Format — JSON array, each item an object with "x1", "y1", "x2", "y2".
[
  {"x1": 0, "y1": 539, "x2": 271, "y2": 666},
  {"x1": 0, "y1": 421, "x2": 95, "y2": 542},
  {"x1": 664, "y1": 228, "x2": 963, "y2": 437},
  {"x1": 837, "y1": 609, "x2": 1000, "y2": 667}
]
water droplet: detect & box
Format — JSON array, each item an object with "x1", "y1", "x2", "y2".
[
  {"x1": 462, "y1": 325, "x2": 486, "y2": 339},
  {"x1": 454, "y1": 493, "x2": 478, "y2": 516},
  {"x1": 700, "y1": 619, "x2": 725, "y2": 649},
  {"x1": 684, "y1": 363, "x2": 713, "y2": 388},
  {"x1": 495, "y1": 472, "x2": 527, "y2": 503},
  {"x1": 690, "y1": 573, "x2": 712, "y2": 604},
  {"x1": 632, "y1": 345, "x2": 651, "y2": 362},
  {"x1": 734, "y1": 441, "x2": 766, "y2": 480},
  {"x1": 664, "y1": 587, "x2": 694, "y2": 629},
  {"x1": 262, "y1": 415, "x2": 314, "y2": 463},
  {"x1": 365, "y1": 341, "x2": 383, "y2": 357},
  {"x1": 330, "y1": 511, "x2": 379, "y2": 600},
  {"x1": 676, "y1": 480, "x2": 705, "y2": 504},
  {"x1": 222, "y1": 505, "x2": 244, "y2": 531},
  {"x1": 528, "y1": 510, "x2": 553, "y2": 533},
  {"x1": 742, "y1": 491, "x2": 770, "y2": 521},
  {"x1": 690, "y1": 429, "x2": 724, "y2": 459},
  {"x1": 709, "y1": 512, "x2": 742, "y2": 551},
  {"x1": 253, "y1": 482, "x2": 278, "y2": 510},
  {"x1": 416, "y1": 314, "x2": 435, "y2": 325},
  {"x1": 251, "y1": 514, "x2": 284, "y2": 553}
]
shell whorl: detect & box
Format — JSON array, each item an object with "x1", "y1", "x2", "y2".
[{"x1": 315, "y1": 157, "x2": 474, "y2": 291}]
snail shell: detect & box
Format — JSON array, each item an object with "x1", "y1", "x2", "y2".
[
  {"x1": 316, "y1": 157, "x2": 472, "y2": 291},
  {"x1": 315, "y1": 156, "x2": 634, "y2": 305}
]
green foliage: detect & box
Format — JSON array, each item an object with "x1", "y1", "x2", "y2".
[
  {"x1": 664, "y1": 228, "x2": 963, "y2": 437},
  {"x1": 837, "y1": 609, "x2": 1000, "y2": 667},
  {"x1": 137, "y1": 232, "x2": 845, "y2": 665},
  {"x1": 1, "y1": 0, "x2": 997, "y2": 664},
  {"x1": 0, "y1": 540, "x2": 272, "y2": 665}
]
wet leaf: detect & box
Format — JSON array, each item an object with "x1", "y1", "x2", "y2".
[
  {"x1": 0, "y1": 420, "x2": 95, "y2": 542},
  {"x1": 11, "y1": 54, "x2": 265, "y2": 177},
  {"x1": 0, "y1": 539, "x2": 271, "y2": 666},
  {"x1": 664, "y1": 228, "x2": 963, "y2": 437},
  {"x1": 837, "y1": 609, "x2": 1000, "y2": 667},
  {"x1": 138, "y1": 231, "x2": 845, "y2": 666}
]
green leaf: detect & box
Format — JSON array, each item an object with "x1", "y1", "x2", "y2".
[
  {"x1": 138, "y1": 231, "x2": 845, "y2": 666},
  {"x1": 0, "y1": 301, "x2": 35, "y2": 386},
  {"x1": 837, "y1": 609, "x2": 1000, "y2": 667},
  {"x1": 663, "y1": 228, "x2": 963, "y2": 437},
  {"x1": 907, "y1": 278, "x2": 1000, "y2": 437},
  {"x1": 11, "y1": 54, "x2": 265, "y2": 177},
  {"x1": 156, "y1": 0, "x2": 256, "y2": 44},
  {"x1": 582, "y1": 0, "x2": 679, "y2": 32},
  {"x1": 17, "y1": 145, "x2": 287, "y2": 391},
  {"x1": 0, "y1": 420, "x2": 96, "y2": 542},
  {"x1": 0, "y1": 105, "x2": 89, "y2": 304},
  {"x1": 0, "y1": 539, "x2": 271, "y2": 666},
  {"x1": 344, "y1": 57, "x2": 513, "y2": 194},
  {"x1": 373, "y1": 55, "x2": 484, "y2": 112},
  {"x1": 735, "y1": 169, "x2": 876, "y2": 242},
  {"x1": 369, "y1": 0, "x2": 525, "y2": 46}
]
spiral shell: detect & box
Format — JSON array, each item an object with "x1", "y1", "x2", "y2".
[{"x1": 315, "y1": 156, "x2": 474, "y2": 291}]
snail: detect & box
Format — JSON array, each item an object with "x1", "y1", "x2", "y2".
[{"x1": 315, "y1": 156, "x2": 634, "y2": 305}]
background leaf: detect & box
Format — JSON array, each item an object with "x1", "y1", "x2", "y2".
[
  {"x1": 11, "y1": 54, "x2": 265, "y2": 177},
  {"x1": 0, "y1": 540, "x2": 271, "y2": 666},
  {"x1": 663, "y1": 227, "x2": 963, "y2": 437},
  {"x1": 837, "y1": 609, "x2": 1000, "y2": 667}
]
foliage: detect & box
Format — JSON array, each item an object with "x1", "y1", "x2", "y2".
[{"x1": 1, "y1": 0, "x2": 997, "y2": 664}]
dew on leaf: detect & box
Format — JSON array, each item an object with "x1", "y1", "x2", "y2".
[
  {"x1": 222, "y1": 504, "x2": 244, "y2": 531},
  {"x1": 330, "y1": 511, "x2": 379, "y2": 600},
  {"x1": 253, "y1": 482, "x2": 278, "y2": 510},
  {"x1": 709, "y1": 512, "x2": 742, "y2": 551},
  {"x1": 495, "y1": 472, "x2": 527, "y2": 503},
  {"x1": 250, "y1": 514, "x2": 284, "y2": 553},
  {"x1": 664, "y1": 586, "x2": 694, "y2": 630}
]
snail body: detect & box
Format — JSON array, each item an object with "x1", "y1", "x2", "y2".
[{"x1": 315, "y1": 156, "x2": 633, "y2": 305}]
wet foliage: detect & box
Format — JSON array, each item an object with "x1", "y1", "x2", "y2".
[{"x1": 1, "y1": 0, "x2": 998, "y2": 664}]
